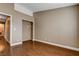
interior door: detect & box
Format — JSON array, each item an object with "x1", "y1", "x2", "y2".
[{"x1": 22, "y1": 20, "x2": 31, "y2": 41}]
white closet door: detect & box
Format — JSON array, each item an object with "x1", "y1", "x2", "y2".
[{"x1": 22, "y1": 20, "x2": 31, "y2": 41}]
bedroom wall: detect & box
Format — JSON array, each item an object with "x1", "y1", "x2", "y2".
[{"x1": 34, "y1": 5, "x2": 79, "y2": 48}]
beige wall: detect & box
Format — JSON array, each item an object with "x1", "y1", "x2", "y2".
[
  {"x1": 34, "y1": 5, "x2": 79, "y2": 48},
  {"x1": 0, "y1": 3, "x2": 34, "y2": 44},
  {"x1": 77, "y1": 5, "x2": 79, "y2": 48}
]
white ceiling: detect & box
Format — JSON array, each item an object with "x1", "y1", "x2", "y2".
[{"x1": 18, "y1": 3, "x2": 77, "y2": 12}]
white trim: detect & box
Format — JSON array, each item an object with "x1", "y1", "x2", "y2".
[
  {"x1": 11, "y1": 42, "x2": 22, "y2": 46},
  {"x1": 34, "y1": 39, "x2": 79, "y2": 52},
  {"x1": 10, "y1": 15, "x2": 12, "y2": 45},
  {"x1": 14, "y1": 4, "x2": 33, "y2": 16}
]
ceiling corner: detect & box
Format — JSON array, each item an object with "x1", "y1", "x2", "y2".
[{"x1": 14, "y1": 3, "x2": 33, "y2": 16}]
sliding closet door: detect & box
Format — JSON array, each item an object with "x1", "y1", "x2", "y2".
[{"x1": 22, "y1": 20, "x2": 32, "y2": 41}]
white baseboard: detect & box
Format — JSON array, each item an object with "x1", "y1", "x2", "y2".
[
  {"x1": 34, "y1": 39, "x2": 79, "y2": 52},
  {"x1": 11, "y1": 42, "x2": 22, "y2": 46}
]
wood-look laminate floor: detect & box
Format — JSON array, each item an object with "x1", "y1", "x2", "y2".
[{"x1": 0, "y1": 36, "x2": 79, "y2": 56}]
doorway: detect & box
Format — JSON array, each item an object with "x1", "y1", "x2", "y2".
[
  {"x1": 22, "y1": 20, "x2": 33, "y2": 42},
  {"x1": 0, "y1": 13, "x2": 10, "y2": 44}
]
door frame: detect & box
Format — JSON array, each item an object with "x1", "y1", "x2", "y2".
[
  {"x1": 22, "y1": 20, "x2": 33, "y2": 42},
  {"x1": 0, "y1": 12, "x2": 12, "y2": 44}
]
